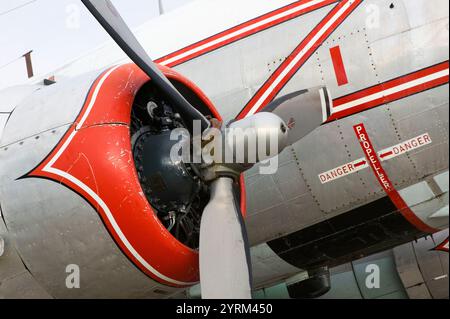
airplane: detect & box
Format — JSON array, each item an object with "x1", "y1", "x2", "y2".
[{"x1": 0, "y1": 0, "x2": 448, "y2": 299}]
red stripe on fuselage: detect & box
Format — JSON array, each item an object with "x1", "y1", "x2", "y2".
[
  {"x1": 353, "y1": 123, "x2": 437, "y2": 234},
  {"x1": 330, "y1": 45, "x2": 349, "y2": 86},
  {"x1": 328, "y1": 61, "x2": 449, "y2": 120},
  {"x1": 237, "y1": 0, "x2": 362, "y2": 119},
  {"x1": 334, "y1": 61, "x2": 449, "y2": 107},
  {"x1": 151, "y1": 0, "x2": 447, "y2": 124},
  {"x1": 156, "y1": 0, "x2": 338, "y2": 67}
]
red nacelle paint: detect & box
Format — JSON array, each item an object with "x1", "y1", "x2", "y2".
[{"x1": 28, "y1": 63, "x2": 222, "y2": 287}]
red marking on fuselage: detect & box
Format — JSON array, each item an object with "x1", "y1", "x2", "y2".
[
  {"x1": 353, "y1": 123, "x2": 437, "y2": 234},
  {"x1": 353, "y1": 160, "x2": 366, "y2": 167},
  {"x1": 150, "y1": 0, "x2": 446, "y2": 124},
  {"x1": 329, "y1": 45, "x2": 349, "y2": 86},
  {"x1": 379, "y1": 151, "x2": 393, "y2": 159},
  {"x1": 237, "y1": 0, "x2": 362, "y2": 119},
  {"x1": 156, "y1": 0, "x2": 338, "y2": 67},
  {"x1": 329, "y1": 61, "x2": 449, "y2": 120},
  {"x1": 153, "y1": 0, "x2": 447, "y2": 125},
  {"x1": 434, "y1": 237, "x2": 449, "y2": 253}
]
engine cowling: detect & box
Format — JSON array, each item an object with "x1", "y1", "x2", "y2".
[{"x1": 0, "y1": 63, "x2": 236, "y2": 297}]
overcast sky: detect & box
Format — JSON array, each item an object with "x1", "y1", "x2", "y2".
[{"x1": 0, "y1": 0, "x2": 192, "y2": 89}]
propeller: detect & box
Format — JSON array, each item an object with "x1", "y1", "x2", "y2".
[
  {"x1": 83, "y1": 0, "x2": 330, "y2": 299},
  {"x1": 199, "y1": 177, "x2": 252, "y2": 299},
  {"x1": 199, "y1": 89, "x2": 329, "y2": 298},
  {"x1": 81, "y1": 0, "x2": 209, "y2": 132}
]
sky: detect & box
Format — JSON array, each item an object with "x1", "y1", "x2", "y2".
[{"x1": 0, "y1": 0, "x2": 192, "y2": 89}]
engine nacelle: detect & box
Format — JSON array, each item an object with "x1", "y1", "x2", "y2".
[{"x1": 0, "y1": 63, "x2": 223, "y2": 297}]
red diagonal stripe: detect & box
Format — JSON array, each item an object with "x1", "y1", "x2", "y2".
[
  {"x1": 353, "y1": 123, "x2": 437, "y2": 234},
  {"x1": 328, "y1": 61, "x2": 449, "y2": 121},
  {"x1": 237, "y1": 0, "x2": 362, "y2": 119},
  {"x1": 434, "y1": 237, "x2": 449, "y2": 252},
  {"x1": 333, "y1": 61, "x2": 449, "y2": 107},
  {"x1": 156, "y1": 0, "x2": 338, "y2": 67}
]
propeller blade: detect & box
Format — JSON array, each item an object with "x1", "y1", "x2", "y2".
[
  {"x1": 81, "y1": 0, "x2": 209, "y2": 132},
  {"x1": 199, "y1": 177, "x2": 252, "y2": 299},
  {"x1": 262, "y1": 87, "x2": 332, "y2": 145}
]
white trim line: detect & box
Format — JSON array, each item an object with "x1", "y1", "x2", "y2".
[
  {"x1": 333, "y1": 68, "x2": 449, "y2": 112},
  {"x1": 319, "y1": 87, "x2": 328, "y2": 122},
  {"x1": 246, "y1": 0, "x2": 355, "y2": 117}
]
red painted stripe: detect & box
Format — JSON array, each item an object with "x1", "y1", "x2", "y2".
[
  {"x1": 329, "y1": 74, "x2": 448, "y2": 120},
  {"x1": 434, "y1": 237, "x2": 449, "y2": 252},
  {"x1": 330, "y1": 45, "x2": 348, "y2": 86},
  {"x1": 354, "y1": 160, "x2": 366, "y2": 167},
  {"x1": 353, "y1": 123, "x2": 437, "y2": 234},
  {"x1": 237, "y1": 0, "x2": 362, "y2": 119},
  {"x1": 156, "y1": 0, "x2": 338, "y2": 67},
  {"x1": 380, "y1": 151, "x2": 393, "y2": 158},
  {"x1": 333, "y1": 61, "x2": 449, "y2": 108}
]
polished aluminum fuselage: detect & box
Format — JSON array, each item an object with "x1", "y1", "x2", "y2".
[{"x1": 0, "y1": 0, "x2": 448, "y2": 298}]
